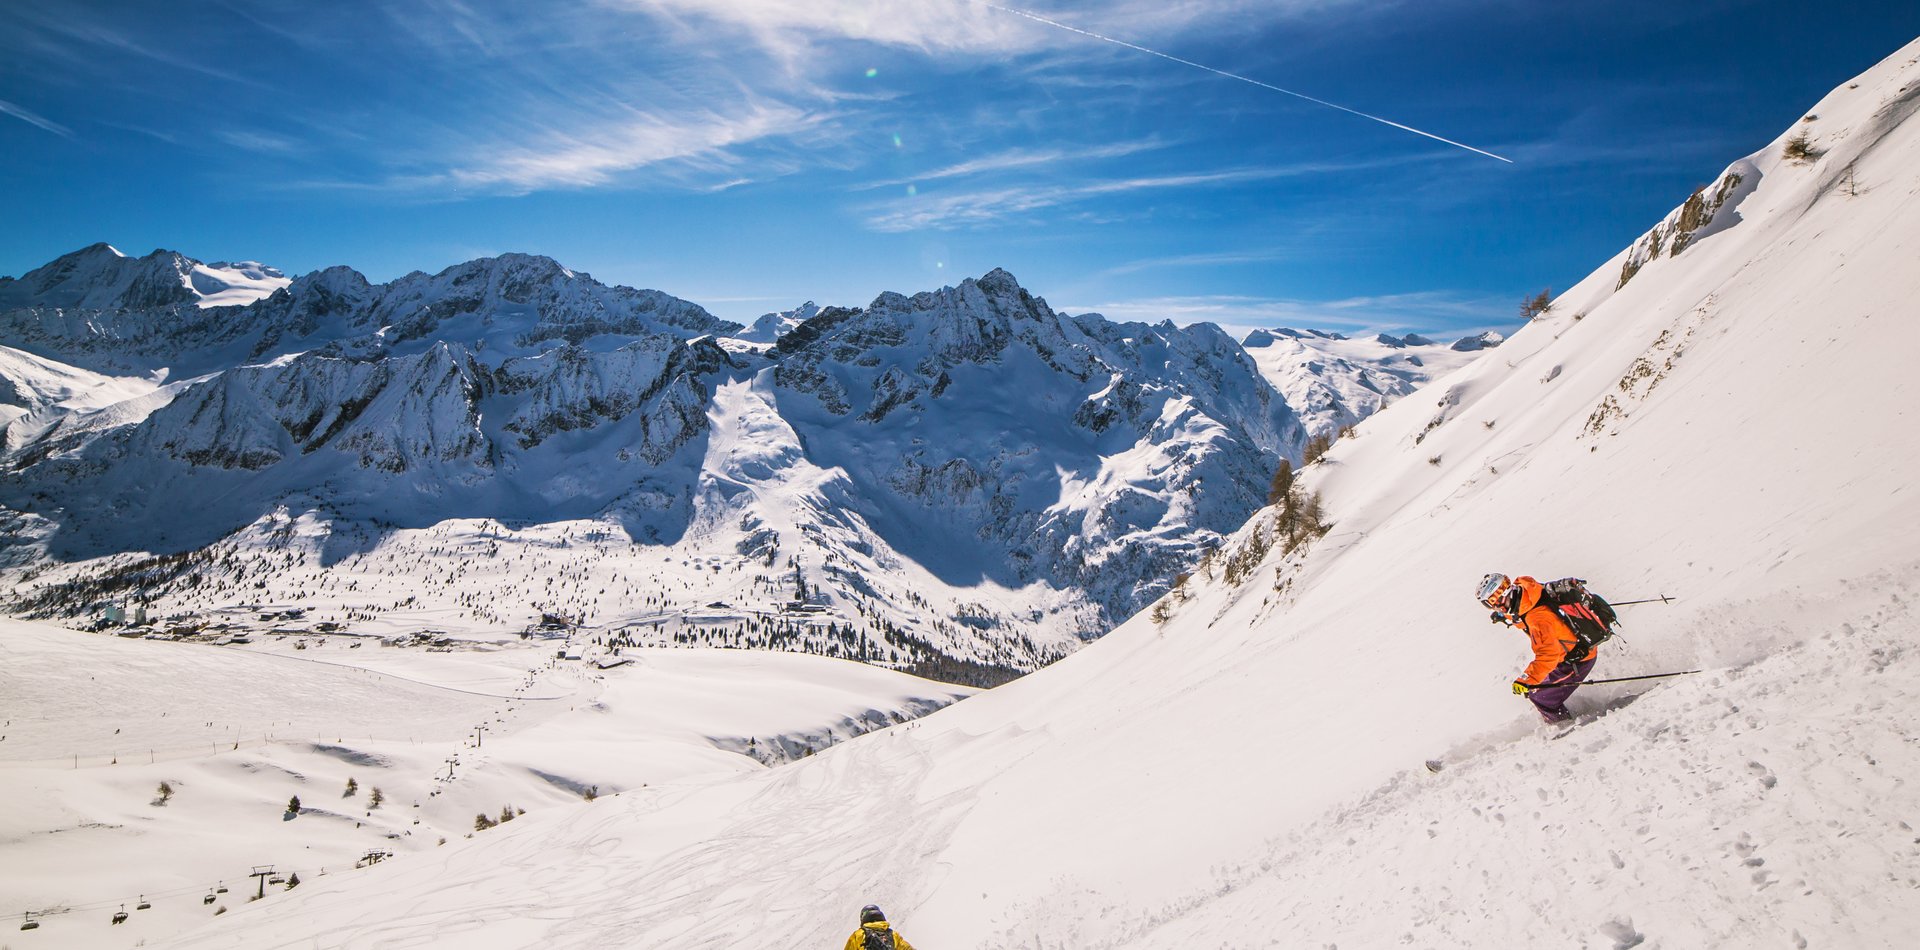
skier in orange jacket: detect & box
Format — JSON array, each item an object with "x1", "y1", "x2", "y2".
[
  {"x1": 1478, "y1": 573, "x2": 1598, "y2": 723},
  {"x1": 845, "y1": 905, "x2": 916, "y2": 950}
]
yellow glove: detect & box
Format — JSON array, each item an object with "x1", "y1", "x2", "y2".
[{"x1": 1511, "y1": 681, "x2": 1533, "y2": 696}]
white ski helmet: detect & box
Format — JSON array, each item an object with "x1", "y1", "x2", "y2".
[{"x1": 1476, "y1": 572, "x2": 1511, "y2": 606}]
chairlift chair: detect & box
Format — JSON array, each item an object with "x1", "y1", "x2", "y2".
[
  {"x1": 112, "y1": 906, "x2": 129, "y2": 925},
  {"x1": 136, "y1": 895, "x2": 151, "y2": 910},
  {"x1": 20, "y1": 913, "x2": 40, "y2": 931},
  {"x1": 204, "y1": 893, "x2": 216, "y2": 905},
  {"x1": 216, "y1": 883, "x2": 229, "y2": 893}
]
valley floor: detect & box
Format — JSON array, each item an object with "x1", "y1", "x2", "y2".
[{"x1": 0, "y1": 618, "x2": 970, "y2": 950}]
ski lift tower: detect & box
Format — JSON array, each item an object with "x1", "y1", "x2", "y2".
[{"x1": 251, "y1": 865, "x2": 275, "y2": 900}]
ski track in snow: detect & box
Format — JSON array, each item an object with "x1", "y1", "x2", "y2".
[{"x1": 996, "y1": 582, "x2": 1920, "y2": 949}]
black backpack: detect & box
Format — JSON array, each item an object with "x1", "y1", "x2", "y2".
[
  {"x1": 862, "y1": 927, "x2": 896, "y2": 950},
  {"x1": 1538, "y1": 577, "x2": 1618, "y2": 662}
]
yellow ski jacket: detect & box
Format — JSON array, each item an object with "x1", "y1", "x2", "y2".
[{"x1": 844, "y1": 921, "x2": 916, "y2": 950}]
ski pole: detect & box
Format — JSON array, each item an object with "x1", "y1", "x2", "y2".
[
  {"x1": 1609, "y1": 595, "x2": 1677, "y2": 607},
  {"x1": 1577, "y1": 669, "x2": 1701, "y2": 686}
]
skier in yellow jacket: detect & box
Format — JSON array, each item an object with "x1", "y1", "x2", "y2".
[{"x1": 844, "y1": 905, "x2": 916, "y2": 950}]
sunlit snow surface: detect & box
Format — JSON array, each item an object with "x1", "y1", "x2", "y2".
[
  {"x1": 6, "y1": 36, "x2": 1920, "y2": 950},
  {"x1": 0, "y1": 619, "x2": 969, "y2": 948}
]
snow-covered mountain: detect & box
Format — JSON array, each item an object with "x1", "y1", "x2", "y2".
[
  {"x1": 1241, "y1": 326, "x2": 1499, "y2": 440},
  {"x1": 2, "y1": 255, "x2": 1339, "y2": 674},
  {"x1": 0, "y1": 344, "x2": 164, "y2": 451},
  {"x1": 763, "y1": 270, "x2": 1301, "y2": 620},
  {"x1": 0, "y1": 251, "x2": 741, "y2": 379},
  {"x1": 0, "y1": 243, "x2": 289, "y2": 313},
  {"x1": 733, "y1": 300, "x2": 820, "y2": 344},
  {"x1": 47, "y1": 35, "x2": 1914, "y2": 950}
]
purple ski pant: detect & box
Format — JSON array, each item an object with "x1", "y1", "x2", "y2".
[{"x1": 1529, "y1": 657, "x2": 1596, "y2": 723}]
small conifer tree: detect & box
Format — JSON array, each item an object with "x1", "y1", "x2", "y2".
[
  {"x1": 286, "y1": 795, "x2": 302, "y2": 815},
  {"x1": 1520, "y1": 288, "x2": 1555, "y2": 320},
  {"x1": 156, "y1": 781, "x2": 174, "y2": 805},
  {"x1": 344, "y1": 777, "x2": 358, "y2": 797},
  {"x1": 1266, "y1": 459, "x2": 1294, "y2": 506},
  {"x1": 1303, "y1": 432, "x2": 1334, "y2": 465},
  {"x1": 1782, "y1": 132, "x2": 1819, "y2": 164}
]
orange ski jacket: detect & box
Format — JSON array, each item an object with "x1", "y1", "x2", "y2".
[{"x1": 1510, "y1": 575, "x2": 1597, "y2": 684}]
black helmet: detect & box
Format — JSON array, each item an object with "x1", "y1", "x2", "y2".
[{"x1": 860, "y1": 905, "x2": 886, "y2": 924}]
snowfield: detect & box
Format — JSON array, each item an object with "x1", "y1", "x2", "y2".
[
  {"x1": 0, "y1": 619, "x2": 971, "y2": 948},
  {"x1": 4, "y1": 33, "x2": 1920, "y2": 950}
]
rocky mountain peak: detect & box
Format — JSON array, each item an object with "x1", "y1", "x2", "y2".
[
  {"x1": 737, "y1": 301, "x2": 820, "y2": 344},
  {"x1": 1449, "y1": 330, "x2": 1504, "y2": 352},
  {"x1": 0, "y1": 243, "x2": 200, "y2": 312}
]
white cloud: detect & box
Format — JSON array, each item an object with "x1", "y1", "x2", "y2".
[
  {"x1": 623, "y1": 0, "x2": 1361, "y2": 62},
  {"x1": 217, "y1": 130, "x2": 300, "y2": 153},
  {"x1": 1069, "y1": 290, "x2": 1514, "y2": 337},
  {"x1": 11, "y1": 8, "x2": 262, "y2": 88},
  {"x1": 859, "y1": 139, "x2": 1167, "y2": 190},
  {"x1": 862, "y1": 153, "x2": 1437, "y2": 230},
  {"x1": 863, "y1": 168, "x2": 1279, "y2": 230},
  {"x1": 0, "y1": 98, "x2": 72, "y2": 137},
  {"x1": 625, "y1": 0, "x2": 1035, "y2": 60},
  {"x1": 1098, "y1": 249, "x2": 1302, "y2": 276},
  {"x1": 401, "y1": 102, "x2": 819, "y2": 195}
]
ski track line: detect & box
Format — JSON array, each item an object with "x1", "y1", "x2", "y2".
[
  {"x1": 218, "y1": 643, "x2": 578, "y2": 702},
  {"x1": 181, "y1": 729, "x2": 976, "y2": 949}
]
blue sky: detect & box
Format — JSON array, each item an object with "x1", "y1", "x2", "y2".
[{"x1": 2, "y1": 1, "x2": 1916, "y2": 339}]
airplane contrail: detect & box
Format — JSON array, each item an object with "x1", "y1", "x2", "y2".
[{"x1": 973, "y1": 2, "x2": 1514, "y2": 164}]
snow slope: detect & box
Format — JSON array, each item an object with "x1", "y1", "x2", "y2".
[
  {"x1": 1241, "y1": 326, "x2": 1496, "y2": 440},
  {"x1": 74, "y1": 35, "x2": 1920, "y2": 950},
  {"x1": 0, "y1": 345, "x2": 164, "y2": 450},
  {"x1": 0, "y1": 617, "x2": 971, "y2": 948}
]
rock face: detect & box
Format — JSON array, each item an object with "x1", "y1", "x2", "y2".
[
  {"x1": 0, "y1": 244, "x2": 205, "y2": 311},
  {"x1": 765, "y1": 268, "x2": 1303, "y2": 625},
  {"x1": 1450, "y1": 331, "x2": 1505, "y2": 352},
  {"x1": 1616, "y1": 160, "x2": 1760, "y2": 289},
  {"x1": 0, "y1": 250, "x2": 1481, "y2": 669}
]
